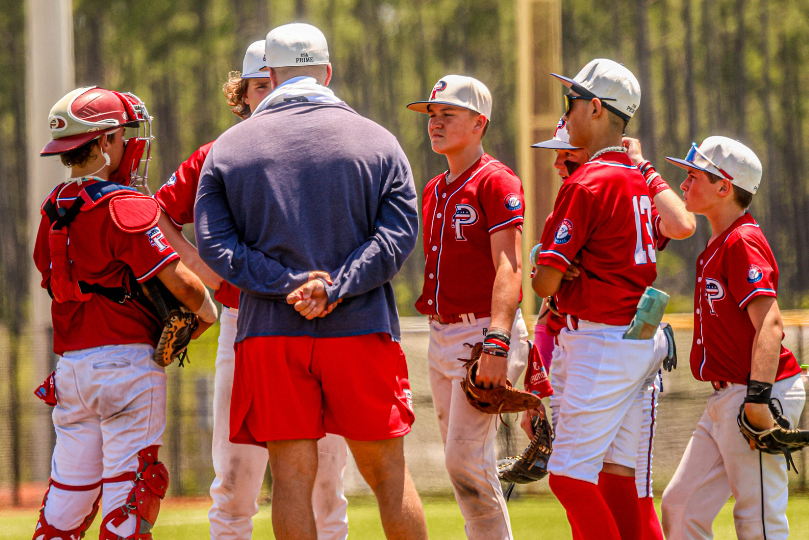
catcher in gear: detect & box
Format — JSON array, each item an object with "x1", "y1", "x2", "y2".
[
  {"x1": 660, "y1": 137, "x2": 806, "y2": 540},
  {"x1": 32, "y1": 86, "x2": 215, "y2": 540}
]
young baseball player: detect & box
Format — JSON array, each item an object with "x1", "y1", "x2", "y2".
[
  {"x1": 408, "y1": 75, "x2": 530, "y2": 540},
  {"x1": 32, "y1": 87, "x2": 217, "y2": 540},
  {"x1": 528, "y1": 120, "x2": 693, "y2": 540},
  {"x1": 532, "y1": 59, "x2": 688, "y2": 540},
  {"x1": 154, "y1": 39, "x2": 351, "y2": 540},
  {"x1": 196, "y1": 23, "x2": 428, "y2": 540},
  {"x1": 660, "y1": 137, "x2": 805, "y2": 540}
]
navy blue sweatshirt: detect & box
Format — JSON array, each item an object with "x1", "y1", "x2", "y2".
[{"x1": 195, "y1": 101, "x2": 418, "y2": 342}]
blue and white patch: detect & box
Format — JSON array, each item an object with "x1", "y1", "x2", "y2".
[
  {"x1": 504, "y1": 194, "x2": 522, "y2": 211},
  {"x1": 147, "y1": 226, "x2": 170, "y2": 252},
  {"x1": 747, "y1": 265, "x2": 763, "y2": 283},
  {"x1": 554, "y1": 219, "x2": 573, "y2": 245},
  {"x1": 166, "y1": 172, "x2": 177, "y2": 186}
]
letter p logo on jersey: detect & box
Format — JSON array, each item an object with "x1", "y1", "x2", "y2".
[{"x1": 452, "y1": 204, "x2": 478, "y2": 241}]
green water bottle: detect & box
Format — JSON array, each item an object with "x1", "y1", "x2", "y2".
[{"x1": 623, "y1": 287, "x2": 670, "y2": 340}]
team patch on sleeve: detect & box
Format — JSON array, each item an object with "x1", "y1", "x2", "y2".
[
  {"x1": 747, "y1": 265, "x2": 763, "y2": 283},
  {"x1": 504, "y1": 193, "x2": 522, "y2": 211},
  {"x1": 554, "y1": 219, "x2": 573, "y2": 245},
  {"x1": 146, "y1": 226, "x2": 170, "y2": 252}
]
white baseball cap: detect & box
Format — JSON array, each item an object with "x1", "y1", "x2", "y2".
[
  {"x1": 241, "y1": 40, "x2": 270, "y2": 79},
  {"x1": 666, "y1": 136, "x2": 762, "y2": 194},
  {"x1": 531, "y1": 116, "x2": 581, "y2": 150},
  {"x1": 407, "y1": 75, "x2": 492, "y2": 120},
  {"x1": 265, "y1": 23, "x2": 329, "y2": 68},
  {"x1": 552, "y1": 59, "x2": 641, "y2": 122}
]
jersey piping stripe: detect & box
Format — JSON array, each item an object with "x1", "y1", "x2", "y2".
[
  {"x1": 539, "y1": 249, "x2": 571, "y2": 266},
  {"x1": 580, "y1": 160, "x2": 639, "y2": 171},
  {"x1": 136, "y1": 252, "x2": 179, "y2": 282},
  {"x1": 643, "y1": 379, "x2": 659, "y2": 497},
  {"x1": 488, "y1": 215, "x2": 523, "y2": 233},
  {"x1": 738, "y1": 288, "x2": 776, "y2": 309},
  {"x1": 433, "y1": 159, "x2": 498, "y2": 312}
]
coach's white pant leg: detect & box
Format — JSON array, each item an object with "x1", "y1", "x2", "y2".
[
  {"x1": 209, "y1": 308, "x2": 269, "y2": 540},
  {"x1": 429, "y1": 319, "x2": 513, "y2": 540},
  {"x1": 506, "y1": 309, "x2": 530, "y2": 385},
  {"x1": 36, "y1": 355, "x2": 103, "y2": 537},
  {"x1": 312, "y1": 434, "x2": 349, "y2": 540},
  {"x1": 548, "y1": 323, "x2": 663, "y2": 483},
  {"x1": 661, "y1": 405, "x2": 731, "y2": 540},
  {"x1": 635, "y1": 370, "x2": 661, "y2": 497}
]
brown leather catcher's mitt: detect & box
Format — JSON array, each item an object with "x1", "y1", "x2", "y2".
[
  {"x1": 460, "y1": 343, "x2": 544, "y2": 414},
  {"x1": 142, "y1": 278, "x2": 198, "y2": 367},
  {"x1": 497, "y1": 401, "x2": 553, "y2": 485}
]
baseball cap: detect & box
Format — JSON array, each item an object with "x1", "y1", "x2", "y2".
[
  {"x1": 407, "y1": 75, "x2": 492, "y2": 120},
  {"x1": 552, "y1": 59, "x2": 640, "y2": 122},
  {"x1": 41, "y1": 86, "x2": 132, "y2": 156},
  {"x1": 666, "y1": 136, "x2": 762, "y2": 194},
  {"x1": 241, "y1": 40, "x2": 270, "y2": 78},
  {"x1": 265, "y1": 23, "x2": 329, "y2": 68},
  {"x1": 531, "y1": 117, "x2": 581, "y2": 150}
]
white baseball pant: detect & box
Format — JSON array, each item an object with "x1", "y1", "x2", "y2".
[
  {"x1": 661, "y1": 373, "x2": 806, "y2": 540},
  {"x1": 209, "y1": 307, "x2": 349, "y2": 540},
  {"x1": 548, "y1": 321, "x2": 667, "y2": 483},
  {"x1": 427, "y1": 309, "x2": 529, "y2": 540},
  {"x1": 36, "y1": 344, "x2": 166, "y2": 539}
]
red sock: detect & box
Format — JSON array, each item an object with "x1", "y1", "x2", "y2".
[
  {"x1": 549, "y1": 474, "x2": 620, "y2": 540},
  {"x1": 638, "y1": 496, "x2": 664, "y2": 540},
  {"x1": 598, "y1": 472, "x2": 641, "y2": 540},
  {"x1": 567, "y1": 512, "x2": 583, "y2": 540}
]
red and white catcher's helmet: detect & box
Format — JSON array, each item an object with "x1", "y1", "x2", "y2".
[{"x1": 41, "y1": 86, "x2": 154, "y2": 189}]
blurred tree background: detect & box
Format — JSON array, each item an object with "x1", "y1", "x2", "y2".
[{"x1": 2, "y1": 0, "x2": 809, "y2": 321}]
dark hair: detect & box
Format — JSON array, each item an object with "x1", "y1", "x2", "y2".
[
  {"x1": 59, "y1": 136, "x2": 100, "y2": 167},
  {"x1": 707, "y1": 172, "x2": 754, "y2": 209}
]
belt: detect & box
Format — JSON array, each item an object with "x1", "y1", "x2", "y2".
[
  {"x1": 711, "y1": 381, "x2": 729, "y2": 391},
  {"x1": 429, "y1": 312, "x2": 491, "y2": 325}
]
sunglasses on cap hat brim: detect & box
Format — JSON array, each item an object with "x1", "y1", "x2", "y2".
[{"x1": 665, "y1": 142, "x2": 734, "y2": 181}]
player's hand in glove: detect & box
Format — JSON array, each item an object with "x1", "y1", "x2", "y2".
[
  {"x1": 476, "y1": 352, "x2": 508, "y2": 389},
  {"x1": 738, "y1": 398, "x2": 809, "y2": 472},
  {"x1": 499, "y1": 402, "x2": 553, "y2": 489},
  {"x1": 460, "y1": 343, "x2": 543, "y2": 415}
]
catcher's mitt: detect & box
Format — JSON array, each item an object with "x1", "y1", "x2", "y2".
[
  {"x1": 459, "y1": 343, "x2": 543, "y2": 415},
  {"x1": 497, "y1": 401, "x2": 553, "y2": 489},
  {"x1": 142, "y1": 278, "x2": 198, "y2": 367},
  {"x1": 737, "y1": 399, "x2": 809, "y2": 473},
  {"x1": 661, "y1": 322, "x2": 677, "y2": 372}
]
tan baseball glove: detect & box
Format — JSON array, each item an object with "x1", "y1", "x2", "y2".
[
  {"x1": 460, "y1": 343, "x2": 544, "y2": 415},
  {"x1": 738, "y1": 399, "x2": 809, "y2": 473},
  {"x1": 142, "y1": 278, "x2": 198, "y2": 367}
]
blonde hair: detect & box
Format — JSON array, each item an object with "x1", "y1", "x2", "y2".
[{"x1": 222, "y1": 71, "x2": 251, "y2": 120}]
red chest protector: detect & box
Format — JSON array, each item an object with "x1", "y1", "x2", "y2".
[{"x1": 41, "y1": 180, "x2": 160, "y2": 305}]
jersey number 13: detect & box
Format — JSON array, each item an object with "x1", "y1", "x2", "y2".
[{"x1": 632, "y1": 195, "x2": 656, "y2": 265}]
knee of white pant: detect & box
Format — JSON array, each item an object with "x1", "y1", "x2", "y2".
[{"x1": 38, "y1": 482, "x2": 102, "y2": 536}]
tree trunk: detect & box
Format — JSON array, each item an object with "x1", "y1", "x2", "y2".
[
  {"x1": 634, "y1": 0, "x2": 656, "y2": 161},
  {"x1": 682, "y1": 0, "x2": 698, "y2": 144},
  {"x1": 733, "y1": 0, "x2": 747, "y2": 138},
  {"x1": 658, "y1": 0, "x2": 680, "y2": 154}
]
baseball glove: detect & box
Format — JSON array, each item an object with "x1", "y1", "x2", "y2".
[
  {"x1": 142, "y1": 278, "x2": 198, "y2": 367},
  {"x1": 737, "y1": 399, "x2": 809, "y2": 473},
  {"x1": 661, "y1": 322, "x2": 677, "y2": 372},
  {"x1": 460, "y1": 343, "x2": 543, "y2": 416},
  {"x1": 497, "y1": 401, "x2": 553, "y2": 487}
]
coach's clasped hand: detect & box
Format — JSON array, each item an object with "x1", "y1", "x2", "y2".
[{"x1": 286, "y1": 271, "x2": 342, "y2": 320}]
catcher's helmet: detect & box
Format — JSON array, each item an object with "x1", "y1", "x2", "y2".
[{"x1": 42, "y1": 86, "x2": 154, "y2": 189}]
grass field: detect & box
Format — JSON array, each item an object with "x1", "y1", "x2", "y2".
[{"x1": 4, "y1": 495, "x2": 809, "y2": 538}]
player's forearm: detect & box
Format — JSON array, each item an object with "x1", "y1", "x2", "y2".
[
  {"x1": 158, "y1": 213, "x2": 223, "y2": 290},
  {"x1": 654, "y1": 189, "x2": 696, "y2": 240},
  {"x1": 750, "y1": 309, "x2": 783, "y2": 385},
  {"x1": 490, "y1": 259, "x2": 522, "y2": 330},
  {"x1": 532, "y1": 265, "x2": 563, "y2": 298}
]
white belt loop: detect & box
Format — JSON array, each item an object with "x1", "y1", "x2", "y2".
[
  {"x1": 566, "y1": 314, "x2": 576, "y2": 332},
  {"x1": 468, "y1": 313, "x2": 477, "y2": 326},
  {"x1": 460, "y1": 313, "x2": 470, "y2": 326}
]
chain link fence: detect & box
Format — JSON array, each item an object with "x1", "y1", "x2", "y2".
[{"x1": 2, "y1": 315, "x2": 809, "y2": 507}]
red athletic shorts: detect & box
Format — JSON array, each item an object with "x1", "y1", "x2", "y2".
[{"x1": 230, "y1": 333, "x2": 415, "y2": 445}]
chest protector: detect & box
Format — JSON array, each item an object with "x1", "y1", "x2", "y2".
[{"x1": 42, "y1": 180, "x2": 160, "y2": 304}]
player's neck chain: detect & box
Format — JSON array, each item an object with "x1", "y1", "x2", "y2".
[{"x1": 590, "y1": 146, "x2": 627, "y2": 161}]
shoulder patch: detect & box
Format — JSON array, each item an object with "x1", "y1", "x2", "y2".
[
  {"x1": 504, "y1": 193, "x2": 522, "y2": 211},
  {"x1": 747, "y1": 265, "x2": 763, "y2": 283},
  {"x1": 109, "y1": 196, "x2": 160, "y2": 233}
]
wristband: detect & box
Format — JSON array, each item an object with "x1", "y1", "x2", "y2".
[
  {"x1": 744, "y1": 380, "x2": 773, "y2": 404},
  {"x1": 529, "y1": 243, "x2": 542, "y2": 268},
  {"x1": 485, "y1": 328, "x2": 511, "y2": 344},
  {"x1": 194, "y1": 288, "x2": 219, "y2": 324}
]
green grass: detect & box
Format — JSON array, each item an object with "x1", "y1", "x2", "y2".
[{"x1": 5, "y1": 495, "x2": 809, "y2": 538}]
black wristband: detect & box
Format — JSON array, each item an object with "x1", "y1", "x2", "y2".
[
  {"x1": 485, "y1": 329, "x2": 511, "y2": 347},
  {"x1": 744, "y1": 380, "x2": 773, "y2": 404}
]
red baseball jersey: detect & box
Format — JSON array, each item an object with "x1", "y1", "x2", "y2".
[
  {"x1": 691, "y1": 213, "x2": 799, "y2": 385},
  {"x1": 154, "y1": 141, "x2": 241, "y2": 308},
  {"x1": 415, "y1": 154, "x2": 525, "y2": 315},
  {"x1": 34, "y1": 180, "x2": 180, "y2": 355},
  {"x1": 537, "y1": 151, "x2": 668, "y2": 326}
]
